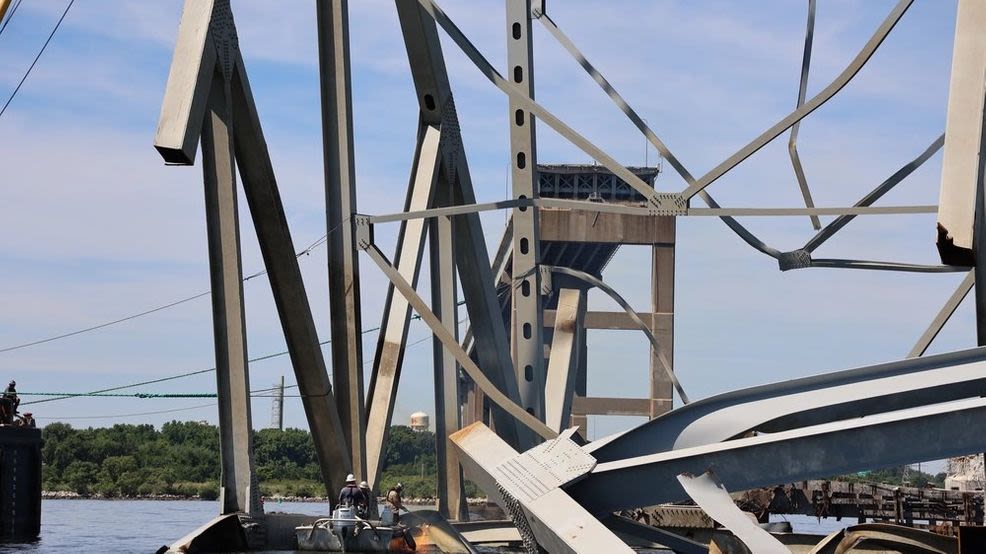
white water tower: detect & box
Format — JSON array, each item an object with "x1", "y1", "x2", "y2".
[{"x1": 409, "y1": 411, "x2": 429, "y2": 432}]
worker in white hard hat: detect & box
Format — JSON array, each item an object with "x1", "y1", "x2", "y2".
[
  {"x1": 338, "y1": 473, "x2": 366, "y2": 511},
  {"x1": 387, "y1": 482, "x2": 406, "y2": 523},
  {"x1": 356, "y1": 481, "x2": 372, "y2": 518}
]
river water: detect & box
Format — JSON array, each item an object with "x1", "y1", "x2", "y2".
[{"x1": 3, "y1": 499, "x2": 851, "y2": 553}]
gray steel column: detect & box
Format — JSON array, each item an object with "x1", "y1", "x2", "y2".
[
  {"x1": 316, "y1": 0, "x2": 366, "y2": 480},
  {"x1": 650, "y1": 233, "x2": 675, "y2": 418},
  {"x1": 365, "y1": 123, "x2": 441, "y2": 491},
  {"x1": 396, "y1": 0, "x2": 530, "y2": 449},
  {"x1": 229, "y1": 57, "x2": 352, "y2": 498},
  {"x1": 430, "y1": 213, "x2": 468, "y2": 520},
  {"x1": 200, "y1": 74, "x2": 259, "y2": 516},
  {"x1": 506, "y1": 0, "x2": 545, "y2": 419}
]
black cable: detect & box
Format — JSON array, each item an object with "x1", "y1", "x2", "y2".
[
  {"x1": 0, "y1": 291, "x2": 211, "y2": 354},
  {"x1": 0, "y1": 0, "x2": 74, "y2": 119},
  {"x1": 0, "y1": 231, "x2": 330, "y2": 355},
  {"x1": 24, "y1": 311, "x2": 467, "y2": 407}
]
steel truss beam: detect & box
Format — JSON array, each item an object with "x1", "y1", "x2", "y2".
[
  {"x1": 908, "y1": 270, "x2": 975, "y2": 358},
  {"x1": 415, "y1": 0, "x2": 671, "y2": 211},
  {"x1": 535, "y1": 3, "x2": 947, "y2": 275},
  {"x1": 358, "y1": 238, "x2": 557, "y2": 441},
  {"x1": 451, "y1": 423, "x2": 632, "y2": 554},
  {"x1": 365, "y1": 198, "x2": 936, "y2": 224},
  {"x1": 788, "y1": 0, "x2": 821, "y2": 230},
  {"x1": 364, "y1": 123, "x2": 441, "y2": 492},
  {"x1": 395, "y1": 0, "x2": 531, "y2": 449},
  {"x1": 678, "y1": 0, "x2": 913, "y2": 200},
  {"x1": 200, "y1": 74, "x2": 258, "y2": 517},
  {"x1": 430, "y1": 213, "x2": 468, "y2": 520},
  {"x1": 316, "y1": 0, "x2": 367, "y2": 483},
  {"x1": 802, "y1": 135, "x2": 944, "y2": 253},
  {"x1": 155, "y1": 0, "x2": 350, "y2": 504},
  {"x1": 506, "y1": 0, "x2": 546, "y2": 420},
  {"x1": 535, "y1": 8, "x2": 780, "y2": 258}
]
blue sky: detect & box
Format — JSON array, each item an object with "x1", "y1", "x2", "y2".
[{"x1": 0, "y1": 0, "x2": 971, "y2": 451}]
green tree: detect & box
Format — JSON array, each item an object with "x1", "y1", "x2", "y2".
[{"x1": 63, "y1": 461, "x2": 100, "y2": 496}]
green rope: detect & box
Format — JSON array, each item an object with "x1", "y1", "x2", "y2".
[{"x1": 20, "y1": 300, "x2": 467, "y2": 406}]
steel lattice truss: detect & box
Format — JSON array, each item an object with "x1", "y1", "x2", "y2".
[{"x1": 153, "y1": 1, "x2": 986, "y2": 552}]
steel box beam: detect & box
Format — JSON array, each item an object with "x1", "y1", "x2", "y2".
[
  {"x1": 396, "y1": 0, "x2": 530, "y2": 448},
  {"x1": 201, "y1": 75, "x2": 259, "y2": 516},
  {"x1": 154, "y1": 0, "x2": 261, "y2": 516},
  {"x1": 544, "y1": 288, "x2": 585, "y2": 432},
  {"x1": 317, "y1": 0, "x2": 366, "y2": 480},
  {"x1": 506, "y1": 0, "x2": 546, "y2": 420},
  {"x1": 153, "y1": 1, "x2": 217, "y2": 165},
  {"x1": 937, "y1": 0, "x2": 986, "y2": 266},
  {"x1": 587, "y1": 347, "x2": 986, "y2": 462},
  {"x1": 451, "y1": 423, "x2": 633, "y2": 554},
  {"x1": 430, "y1": 214, "x2": 468, "y2": 520},
  {"x1": 570, "y1": 397, "x2": 986, "y2": 514},
  {"x1": 229, "y1": 54, "x2": 351, "y2": 497},
  {"x1": 364, "y1": 123, "x2": 441, "y2": 491}
]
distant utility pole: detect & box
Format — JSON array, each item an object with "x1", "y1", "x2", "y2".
[{"x1": 270, "y1": 376, "x2": 285, "y2": 431}]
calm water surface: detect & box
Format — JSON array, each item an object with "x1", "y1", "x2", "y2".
[
  {"x1": 0, "y1": 499, "x2": 846, "y2": 553},
  {"x1": 3, "y1": 499, "x2": 335, "y2": 553}
]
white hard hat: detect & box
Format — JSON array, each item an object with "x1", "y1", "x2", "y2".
[
  {"x1": 346, "y1": 473, "x2": 356, "y2": 483},
  {"x1": 359, "y1": 481, "x2": 369, "y2": 488}
]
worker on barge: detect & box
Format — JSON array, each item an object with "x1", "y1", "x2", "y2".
[
  {"x1": 386, "y1": 483, "x2": 405, "y2": 523},
  {"x1": 338, "y1": 473, "x2": 367, "y2": 514}
]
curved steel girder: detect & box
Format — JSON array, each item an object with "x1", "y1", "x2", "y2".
[
  {"x1": 587, "y1": 347, "x2": 986, "y2": 462},
  {"x1": 809, "y1": 523, "x2": 955, "y2": 554},
  {"x1": 544, "y1": 265, "x2": 690, "y2": 404},
  {"x1": 571, "y1": 396, "x2": 986, "y2": 514}
]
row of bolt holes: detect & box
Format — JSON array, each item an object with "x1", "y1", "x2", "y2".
[
  {"x1": 420, "y1": 22, "x2": 539, "y2": 410},
  {"x1": 513, "y1": 19, "x2": 537, "y2": 415}
]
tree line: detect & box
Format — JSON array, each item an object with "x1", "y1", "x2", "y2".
[{"x1": 41, "y1": 421, "x2": 476, "y2": 499}]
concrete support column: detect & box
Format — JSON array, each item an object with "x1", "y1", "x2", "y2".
[
  {"x1": 649, "y1": 232, "x2": 675, "y2": 418},
  {"x1": 431, "y1": 214, "x2": 468, "y2": 521},
  {"x1": 316, "y1": 0, "x2": 366, "y2": 480},
  {"x1": 201, "y1": 75, "x2": 259, "y2": 516},
  {"x1": 572, "y1": 320, "x2": 588, "y2": 439}
]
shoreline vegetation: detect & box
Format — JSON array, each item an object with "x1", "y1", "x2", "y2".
[
  {"x1": 41, "y1": 421, "x2": 481, "y2": 501},
  {"x1": 41, "y1": 420, "x2": 946, "y2": 502}
]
